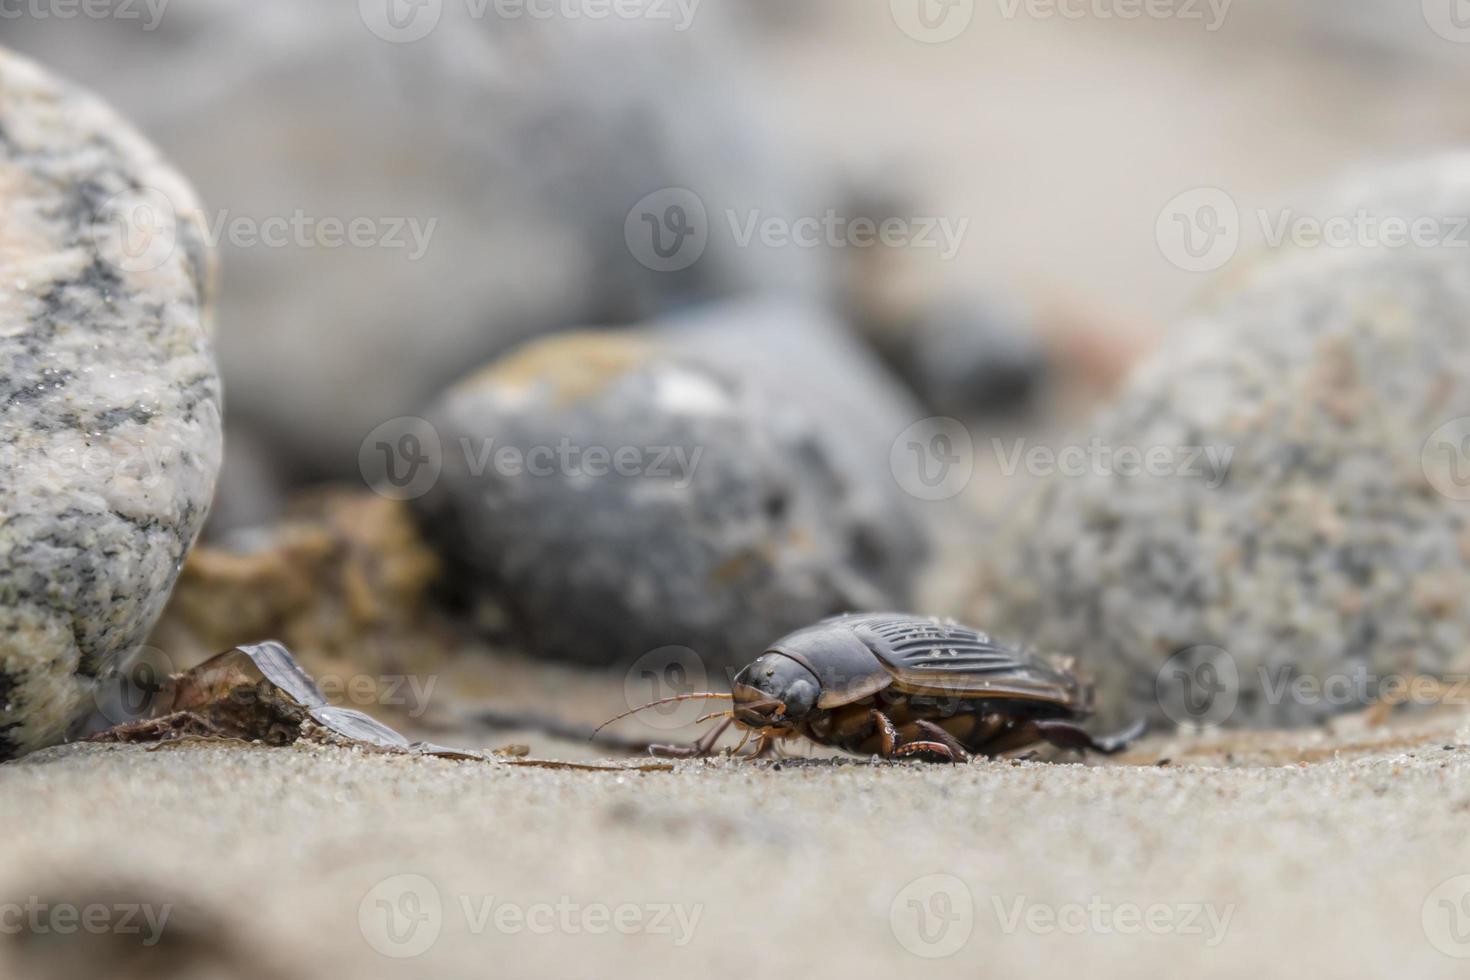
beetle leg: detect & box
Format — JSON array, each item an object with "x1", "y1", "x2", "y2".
[
  {"x1": 866, "y1": 709, "x2": 899, "y2": 756},
  {"x1": 1028, "y1": 717, "x2": 1146, "y2": 756},
  {"x1": 649, "y1": 717, "x2": 733, "y2": 759},
  {"x1": 913, "y1": 721, "x2": 972, "y2": 762},
  {"x1": 892, "y1": 740, "x2": 956, "y2": 762}
]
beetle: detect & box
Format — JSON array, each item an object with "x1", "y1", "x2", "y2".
[{"x1": 598, "y1": 613, "x2": 1144, "y2": 762}]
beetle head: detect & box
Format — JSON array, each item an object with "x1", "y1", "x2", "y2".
[{"x1": 731, "y1": 653, "x2": 821, "y2": 728}]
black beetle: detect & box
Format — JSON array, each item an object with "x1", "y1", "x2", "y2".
[{"x1": 600, "y1": 613, "x2": 1144, "y2": 762}]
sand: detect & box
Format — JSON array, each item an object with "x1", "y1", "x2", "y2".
[{"x1": 3, "y1": 702, "x2": 1470, "y2": 980}]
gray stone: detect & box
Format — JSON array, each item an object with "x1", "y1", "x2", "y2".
[
  {"x1": 0, "y1": 49, "x2": 222, "y2": 758},
  {"x1": 414, "y1": 300, "x2": 934, "y2": 672},
  {"x1": 861, "y1": 291, "x2": 1050, "y2": 420},
  {"x1": 976, "y1": 175, "x2": 1470, "y2": 728}
]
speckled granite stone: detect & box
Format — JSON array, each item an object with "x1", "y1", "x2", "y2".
[
  {"x1": 978, "y1": 169, "x2": 1470, "y2": 727},
  {"x1": 0, "y1": 49, "x2": 221, "y2": 758}
]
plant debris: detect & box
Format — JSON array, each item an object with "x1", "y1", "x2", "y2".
[{"x1": 86, "y1": 641, "x2": 673, "y2": 772}]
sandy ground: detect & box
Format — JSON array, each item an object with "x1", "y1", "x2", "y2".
[
  {"x1": 4, "y1": 698, "x2": 1470, "y2": 979},
  {"x1": 6, "y1": 8, "x2": 1470, "y2": 979}
]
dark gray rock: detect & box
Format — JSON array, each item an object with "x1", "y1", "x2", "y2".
[
  {"x1": 861, "y1": 292, "x2": 1050, "y2": 420},
  {"x1": 415, "y1": 300, "x2": 935, "y2": 672}
]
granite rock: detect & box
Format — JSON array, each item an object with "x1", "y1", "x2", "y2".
[
  {"x1": 414, "y1": 300, "x2": 934, "y2": 672},
  {"x1": 977, "y1": 193, "x2": 1470, "y2": 728},
  {"x1": 0, "y1": 49, "x2": 222, "y2": 757}
]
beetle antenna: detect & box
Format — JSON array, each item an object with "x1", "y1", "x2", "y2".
[{"x1": 591, "y1": 693, "x2": 734, "y2": 738}]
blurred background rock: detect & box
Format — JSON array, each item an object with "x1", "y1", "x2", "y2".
[{"x1": 13, "y1": 0, "x2": 1470, "y2": 722}]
